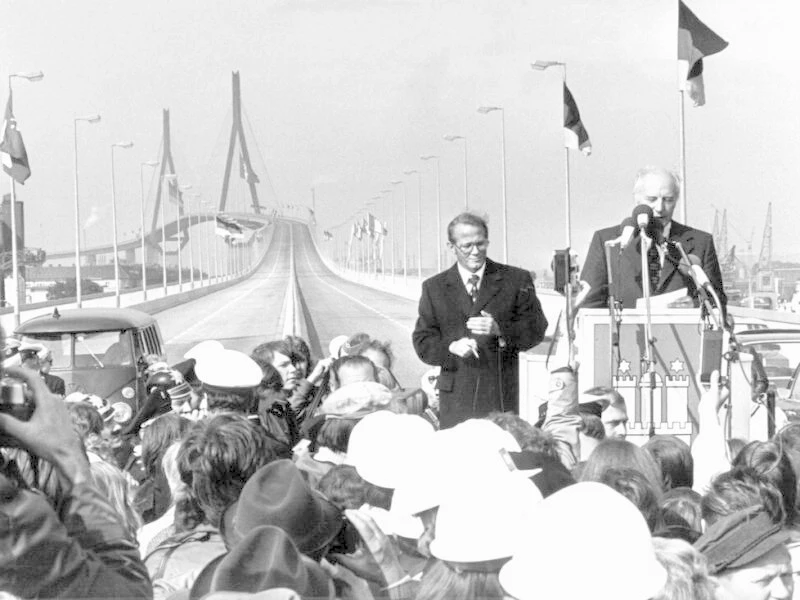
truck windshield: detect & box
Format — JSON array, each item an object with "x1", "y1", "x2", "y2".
[
  {"x1": 75, "y1": 331, "x2": 133, "y2": 368},
  {"x1": 22, "y1": 331, "x2": 133, "y2": 369},
  {"x1": 21, "y1": 334, "x2": 70, "y2": 369}
]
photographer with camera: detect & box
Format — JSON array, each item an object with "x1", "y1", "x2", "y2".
[{"x1": 0, "y1": 364, "x2": 152, "y2": 598}]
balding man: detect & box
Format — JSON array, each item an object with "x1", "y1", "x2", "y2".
[{"x1": 579, "y1": 167, "x2": 725, "y2": 310}]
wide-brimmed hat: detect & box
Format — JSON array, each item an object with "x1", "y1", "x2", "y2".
[
  {"x1": 499, "y1": 482, "x2": 666, "y2": 600},
  {"x1": 226, "y1": 459, "x2": 343, "y2": 555},
  {"x1": 190, "y1": 525, "x2": 332, "y2": 599},
  {"x1": 430, "y1": 472, "x2": 542, "y2": 566},
  {"x1": 345, "y1": 411, "x2": 435, "y2": 489},
  {"x1": 390, "y1": 419, "x2": 521, "y2": 521}
]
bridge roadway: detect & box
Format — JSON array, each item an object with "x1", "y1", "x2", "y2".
[
  {"x1": 156, "y1": 219, "x2": 563, "y2": 388},
  {"x1": 156, "y1": 220, "x2": 428, "y2": 386}
]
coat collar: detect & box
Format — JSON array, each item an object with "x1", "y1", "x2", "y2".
[{"x1": 444, "y1": 258, "x2": 503, "y2": 315}]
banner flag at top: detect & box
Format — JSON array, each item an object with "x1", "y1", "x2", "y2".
[
  {"x1": 678, "y1": 1, "x2": 728, "y2": 107},
  {"x1": 0, "y1": 92, "x2": 31, "y2": 184},
  {"x1": 563, "y1": 83, "x2": 592, "y2": 156}
]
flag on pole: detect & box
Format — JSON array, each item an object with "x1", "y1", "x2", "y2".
[
  {"x1": 563, "y1": 84, "x2": 592, "y2": 156},
  {"x1": 368, "y1": 213, "x2": 387, "y2": 237},
  {"x1": 531, "y1": 60, "x2": 562, "y2": 71},
  {"x1": 678, "y1": 1, "x2": 728, "y2": 107},
  {"x1": 0, "y1": 92, "x2": 31, "y2": 184},
  {"x1": 239, "y1": 152, "x2": 260, "y2": 184},
  {"x1": 215, "y1": 214, "x2": 244, "y2": 239}
]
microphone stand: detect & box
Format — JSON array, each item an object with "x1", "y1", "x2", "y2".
[
  {"x1": 639, "y1": 229, "x2": 657, "y2": 438},
  {"x1": 672, "y1": 241, "x2": 722, "y2": 330},
  {"x1": 604, "y1": 241, "x2": 623, "y2": 387}
]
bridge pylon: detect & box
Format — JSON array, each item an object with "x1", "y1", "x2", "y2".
[{"x1": 219, "y1": 71, "x2": 262, "y2": 215}]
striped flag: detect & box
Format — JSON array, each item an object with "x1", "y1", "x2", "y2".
[
  {"x1": 0, "y1": 92, "x2": 31, "y2": 184},
  {"x1": 678, "y1": 1, "x2": 728, "y2": 107},
  {"x1": 563, "y1": 84, "x2": 591, "y2": 156},
  {"x1": 215, "y1": 214, "x2": 244, "y2": 239}
]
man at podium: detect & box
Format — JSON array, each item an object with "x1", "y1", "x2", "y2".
[{"x1": 579, "y1": 167, "x2": 726, "y2": 311}]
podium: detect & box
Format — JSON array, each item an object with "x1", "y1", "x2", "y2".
[
  {"x1": 573, "y1": 308, "x2": 711, "y2": 445},
  {"x1": 518, "y1": 307, "x2": 712, "y2": 446}
]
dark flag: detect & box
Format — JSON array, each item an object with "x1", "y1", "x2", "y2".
[
  {"x1": 678, "y1": 1, "x2": 728, "y2": 106},
  {"x1": 563, "y1": 84, "x2": 592, "y2": 156},
  {"x1": 0, "y1": 93, "x2": 31, "y2": 184}
]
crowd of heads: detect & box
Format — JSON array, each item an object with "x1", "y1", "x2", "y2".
[{"x1": 1, "y1": 322, "x2": 800, "y2": 600}]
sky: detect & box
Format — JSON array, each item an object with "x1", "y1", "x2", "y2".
[{"x1": 2, "y1": 0, "x2": 799, "y2": 275}]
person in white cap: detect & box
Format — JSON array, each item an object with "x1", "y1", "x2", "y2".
[{"x1": 38, "y1": 347, "x2": 66, "y2": 397}]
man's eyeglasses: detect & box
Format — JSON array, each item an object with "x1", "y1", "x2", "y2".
[{"x1": 453, "y1": 240, "x2": 489, "y2": 253}]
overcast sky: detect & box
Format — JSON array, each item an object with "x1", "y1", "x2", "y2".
[{"x1": 3, "y1": 0, "x2": 799, "y2": 274}]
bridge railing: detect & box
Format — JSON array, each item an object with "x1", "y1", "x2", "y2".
[{"x1": 1, "y1": 222, "x2": 275, "y2": 333}]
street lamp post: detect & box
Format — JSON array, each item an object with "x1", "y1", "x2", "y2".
[
  {"x1": 139, "y1": 161, "x2": 158, "y2": 300},
  {"x1": 444, "y1": 134, "x2": 469, "y2": 210},
  {"x1": 176, "y1": 184, "x2": 192, "y2": 292},
  {"x1": 73, "y1": 114, "x2": 101, "y2": 309},
  {"x1": 391, "y1": 180, "x2": 407, "y2": 286},
  {"x1": 420, "y1": 155, "x2": 442, "y2": 273},
  {"x1": 110, "y1": 141, "x2": 134, "y2": 307},
  {"x1": 7, "y1": 70, "x2": 43, "y2": 326},
  {"x1": 478, "y1": 105, "x2": 508, "y2": 263},
  {"x1": 380, "y1": 189, "x2": 394, "y2": 284},
  {"x1": 185, "y1": 192, "x2": 200, "y2": 289},
  {"x1": 161, "y1": 174, "x2": 177, "y2": 295},
  {"x1": 404, "y1": 170, "x2": 423, "y2": 281}
]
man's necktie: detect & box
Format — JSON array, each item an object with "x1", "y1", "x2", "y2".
[
  {"x1": 467, "y1": 274, "x2": 479, "y2": 302},
  {"x1": 647, "y1": 244, "x2": 661, "y2": 293}
]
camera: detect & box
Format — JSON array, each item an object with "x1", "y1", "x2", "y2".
[
  {"x1": 0, "y1": 376, "x2": 33, "y2": 421},
  {"x1": 0, "y1": 376, "x2": 33, "y2": 448}
]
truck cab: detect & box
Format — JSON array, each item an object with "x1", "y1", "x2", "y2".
[{"x1": 15, "y1": 307, "x2": 166, "y2": 425}]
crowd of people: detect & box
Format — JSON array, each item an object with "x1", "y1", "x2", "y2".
[
  {"x1": 0, "y1": 187, "x2": 793, "y2": 599},
  {"x1": 0, "y1": 322, "x2": 797, "y2": 600}
]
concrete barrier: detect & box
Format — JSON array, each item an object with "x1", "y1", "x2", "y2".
[{"x1": 3, "y1": 223, "x2": 276, "y2": 333}]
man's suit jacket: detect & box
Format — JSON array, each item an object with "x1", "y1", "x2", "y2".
[
  {"x1": 412, "y1": 259, "x2": 548, "y2": 428},
  {"x1": 42, "y1": 372, "x2": 66, "y2": 397},
  {"x1": 580, "y1": 220, "x2": 726, "y2": 310}
]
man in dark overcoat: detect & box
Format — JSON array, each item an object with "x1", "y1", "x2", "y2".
[{"x1": 413, "y1": 213, "x2": 548, "y2": 428}]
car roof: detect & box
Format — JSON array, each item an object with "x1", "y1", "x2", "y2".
[{"x1": 16, "y1": 308, "x2": 156, "y2": 335}]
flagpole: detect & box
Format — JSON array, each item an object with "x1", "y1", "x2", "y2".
[
  {"x1": 678, "y1": 89, "x2": 688, "y2": 224},
  {"x1": 9, "y1": 177, "x2": 20, "y2": 326},
  {"x1": 7, "y1": 72, "x2": 44, "y2": 323},
  {"x1": 561, "y1": 65, "x2": 575, "y2": 363}
]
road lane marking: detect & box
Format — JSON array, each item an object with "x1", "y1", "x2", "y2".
[
  {"x1": 166, "y1": 225, "x2": 289, "y2": 344},
  {"x1": 297, "y1": 229, "x2": 413, "y2": 334}
]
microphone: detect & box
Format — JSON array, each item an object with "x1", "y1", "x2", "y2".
[
  {"x1": 604, "y1": 217, "x2": 636, "y2": 248},
  {"x1": 686, "y1": 254, "x2": 712, "y2": 290},
  {"x1": 633, "y1": 204, "x2": 654, "y2": 233}
]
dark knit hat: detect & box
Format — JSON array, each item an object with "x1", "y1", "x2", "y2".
[{"x1": 694, "y1": 505, "x2": 789, "y2": 574}]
